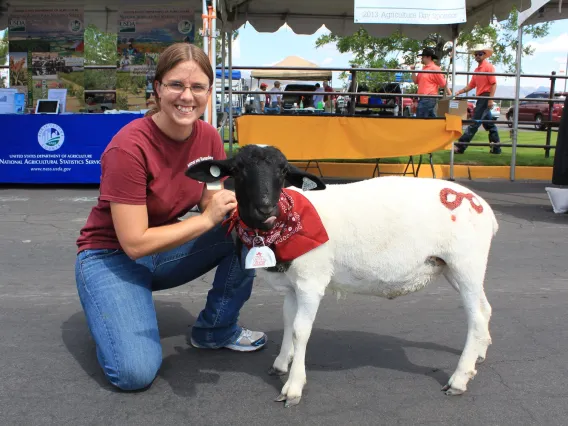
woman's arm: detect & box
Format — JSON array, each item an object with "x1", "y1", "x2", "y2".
[{"x1": 111, "y1": 189, "x2": 237, "y2": 260}]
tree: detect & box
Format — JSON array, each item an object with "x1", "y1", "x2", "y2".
[
  {"x1": 315, "y1": 6, "x2": 550, "y2": 76},
  {"x1": 0, "y1": 30, "x2": 7, "y2": 66},
  {"x1": 84, "y1": 24, "x2": 118, "y2": 66},
  {"x1": 0, "y1": 30, "x2": 7, "y2": 87}
]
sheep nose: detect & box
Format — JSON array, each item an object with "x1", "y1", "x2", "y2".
[{"x1": 256, "y1": 205, "x2": 275, "y2": 216}]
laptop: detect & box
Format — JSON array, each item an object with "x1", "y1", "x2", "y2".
[{"x1": 35, "y1": 99, "x2": 60, "y2": 114}]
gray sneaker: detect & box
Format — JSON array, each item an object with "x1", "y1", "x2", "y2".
[{"x1": 190, "y1": 327, "x2": 267, "y2": 352}]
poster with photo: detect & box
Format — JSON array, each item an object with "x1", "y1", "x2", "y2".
[
  {"x1": 8, "y1": 52, "x2": 30, "y2": 108},
  {"x1": 8, "y1": 8, "x2": 85, "y2": 111},
  {"x1": 116, "y1": 8, "x2": 195, "y2": 110}
]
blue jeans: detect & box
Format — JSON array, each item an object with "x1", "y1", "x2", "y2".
[
  {"x1": 74, "y1": 223, "x2": 255, "y2": 391},
  {"x1": 416, "y1": 98, "x2": 438, "y2": 118},
  {"x1": 457, "y1": 95, "x2": 501, "y2": 153}
]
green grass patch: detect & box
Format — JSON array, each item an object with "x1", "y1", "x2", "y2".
[{"x1": 223, "y1": 129, "x2": 558, "y2": 167}]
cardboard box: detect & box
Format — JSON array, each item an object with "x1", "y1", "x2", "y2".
[{"x1": 437, "y1": 98, "x2": 467, "y2": 119}]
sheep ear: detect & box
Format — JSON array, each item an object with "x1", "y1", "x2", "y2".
[
  {"x1": 286, "y1": 164, "x2": 326, "y2": 191},
  {"x1": 185, "y1": 158, "x2": 234, "y2": 183}
]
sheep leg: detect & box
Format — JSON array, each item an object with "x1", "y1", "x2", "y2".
[
  {"x1": 476, "y1": 291, "x2": 493, "y2": 363},
  {"x1": 443, "y1": 267, "x2": 492, "y2": 395},
  {"x1": 269, "y1": 289, "x2": 297, "y2": 376},
  {"x1": 276, "y1": 287, "x2": 322, "y2": 407}
]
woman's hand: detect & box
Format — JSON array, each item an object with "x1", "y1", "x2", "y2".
[{"x1": 202, "y1": 189, "x2": 237, "y2": 226}]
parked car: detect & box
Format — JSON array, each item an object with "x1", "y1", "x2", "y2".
[
  {"x1": 506, "y1": 91, "x2": 566, "y2": 130},
  {"x1": 281, "y1": 83, "x2": 317, "y2": 110},
  {"x1": 490, "y1": 103, "x2": 500, "y2": 120},
  {"x1": 465, "y1": 100, "x2": 500, "y2": 120}
]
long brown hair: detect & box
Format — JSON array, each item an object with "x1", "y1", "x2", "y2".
[{"x1": 146, "y1": 43, "x2": 213, "y2": 116}]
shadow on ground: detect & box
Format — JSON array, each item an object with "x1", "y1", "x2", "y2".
[{"x1": 62, "y1": 301, "x2": 461, "y2": 397}]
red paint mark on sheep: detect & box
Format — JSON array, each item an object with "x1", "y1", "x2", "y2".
[{"x1": 440, "y1": 188, "x2": 483, "y2": 214}]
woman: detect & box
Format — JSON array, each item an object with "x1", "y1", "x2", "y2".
[{"x1": 75, "y1": 43, "x2": 266, "y2": 392}]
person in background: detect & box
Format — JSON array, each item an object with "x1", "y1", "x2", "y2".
[
  {"x1": 410, "y1": 47, "x2": 452, "y2": 118},
  {"x1": 252, "y1": 82, "x2": 267, "y2": 113},
  {"x1": 268, "y1": 81, "x2": 282, "y2": 113},
  {"x1": 313, "y1": 83, "x2": 324, "y2": 109},
  {"x1": 323, "y1": 80, "x2": 335, "y2": 112},
  {"x1": 454, "y1": 44, "x2": 501, "y2": 155}
]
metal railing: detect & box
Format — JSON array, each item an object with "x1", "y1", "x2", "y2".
[{"x1": 221, "y1": 64, "x2": 567, "y2": 180}]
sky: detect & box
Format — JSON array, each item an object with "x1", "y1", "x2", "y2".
[{"x1": 230, "y1": 18, "x2": 568, "y2": 91}]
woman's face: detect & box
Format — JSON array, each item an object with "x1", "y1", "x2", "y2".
[{"x1": 155, "y1": 60, "x2": 211, "y2": 130}]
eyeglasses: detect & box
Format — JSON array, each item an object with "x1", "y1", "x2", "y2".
[
  {"x1": 161, "y1": 82, "x2": 211, "y2": 96},
  {"x1": 474, "y1": 52, "x2": 485, "y2": 57}
]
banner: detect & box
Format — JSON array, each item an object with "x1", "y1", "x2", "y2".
[
  {"x1": 116, "y1": 8, "x2": 195, "y2": 110},
  {"x1": 0, "y1": 114, "x2": 142, "y2": 184},
  {"x1": 354, "y1": 0, "x2": 466, "y2": 24},
  {"x1": 8, "y1": 8, "x2": 85, "y2": 111}
]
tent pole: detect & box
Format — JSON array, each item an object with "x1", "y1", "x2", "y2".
[
  {"x1": 202, "y1": 0, "x2": 209, "y2": 124},
  {"x1": 221, "y1": 31, "x2": 226, "y2": 129},
  {"x1": 211, "y1": 3, "x2": 217, "y2": 128},
  {"x1": 510, "y1": 25, "x2": 523, "y2": 181},
  {"x1": 449, "y1": 24, "x2": 458, "y2": 181},
  {"x1": 228, "y1": 33, "x2": 234, "y2": 157}
]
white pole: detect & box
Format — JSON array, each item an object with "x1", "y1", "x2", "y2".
[
  {"x1": 551, "y1": 53, "x2": 568, "y2": 92},
  {"x1": 510, "y1": 25, "x2": 523, "y2": 181},
  {"x1": 228, "y1": 34, "x2": 234, "y2": 157},
  {"x1": 449, "y1": 25, "x2": 458, "y2": 181},
  {"x1": 221, "y1": 31, "x2": 226, "y2": 126},
  {"x1": 202, "y1": 0, "x2": 209, "y2": 124},
  {"x1": 211, "y1": 3, "x2": 217, "y2": 128}
]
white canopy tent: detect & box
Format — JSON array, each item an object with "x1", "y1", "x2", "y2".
[
  {"x1": 251, "y1": 56, "x2": 332, "y2": 81},
  {"x1": 216, "y1": 0, "x2": 536, "y2": 38}
]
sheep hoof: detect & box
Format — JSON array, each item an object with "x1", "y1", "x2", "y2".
[
  {"x1": 275, "y1": 394, "x2": 287, "y2": 402},
  {"x1": 268, "y1": 366, "x2": 287, "y2": 376},
  {"x1": 476, "y1": 356, "x2": 486, "y2": 364},
  {"x1": 285, "y1": 396, "x2": 302, "y2": 408},
  {"x1": 442, "y1": 384, "x2": 465, "y2": 396}
]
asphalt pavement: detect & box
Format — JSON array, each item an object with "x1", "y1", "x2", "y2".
[{"x1": 0, "y1": 179, "x2": 567, "y2": 426}]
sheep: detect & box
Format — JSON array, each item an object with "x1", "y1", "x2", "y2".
[{"x1": 185, "y1": 144, "x2": 499, "y2": 408}]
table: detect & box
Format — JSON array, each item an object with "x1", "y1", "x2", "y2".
[
  {"x1": 235, "y1": 114, "x2": 463, "y2": 177},
  {"x1": 0, "y1": 113, "x2": 143, "y2": 184},
  {"x1": 235, "y1": 114, "x2": 462, "y2": 160}
]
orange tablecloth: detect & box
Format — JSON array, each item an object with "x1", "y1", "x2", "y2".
[{"x1": 235, "y1": 114, "x2": 462, "y2": 160}]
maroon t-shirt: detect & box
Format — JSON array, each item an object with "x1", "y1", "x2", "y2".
[{"x1": 76, "y1": 116, "x2": 226, "y2": 253}]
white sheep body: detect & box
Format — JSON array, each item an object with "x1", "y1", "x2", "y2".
[
  {"x1": 257, "y1": 176, "x2": 498, "y2": 406},
  {"x1": 258, "y1": 176, "x2": 497, "y2": 299}
]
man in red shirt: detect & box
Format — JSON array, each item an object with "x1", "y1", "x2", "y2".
[
  {"x1": 454, "y1": 44, "x2": 501, "y2": 154},
  {"x1": 411, "y1": 47, "x2": 452, "y2": 118}
]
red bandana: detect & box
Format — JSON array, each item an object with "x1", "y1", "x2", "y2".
[{"x1": 222, "y1": 189, "x2": 329, "y2": 263}]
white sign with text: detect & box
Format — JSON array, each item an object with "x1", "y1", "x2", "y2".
[{"x1": 354, "y1": 0, "x2": 466, "y2": 24}]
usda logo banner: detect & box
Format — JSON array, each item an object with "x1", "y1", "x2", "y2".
[
  {"x1": 38, "y1": 124, "x2": 65, "y2": 151},
  {"x1": 0, "y1": 115, "x2": 140, "y2": 184},
  {"x1": 119, "y1": 20, "x2": 136, "y2": 33}
]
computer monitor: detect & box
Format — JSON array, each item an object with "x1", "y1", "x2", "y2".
[{"x1": 35, "y1": 99, "x2": 60, "y2": 114}]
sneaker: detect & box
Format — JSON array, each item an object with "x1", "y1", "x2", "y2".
[{"x1": 190, "y1": 327, "x2": 267, "y2": 352}]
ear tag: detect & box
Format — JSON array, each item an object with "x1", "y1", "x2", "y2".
[
  {"x1": 206, "y1": 181, "x2": 222, "y2": 190},
  {"x1": 302, "y1": 177, "x2": 318, "y2": 191},
  {"x1": 206, "y1": 165, "x2": 222, "y2": 190},
  {"x1": 245, "y1": 236, "x2": 276, "y2": 269},
  {"x1": 210, "y1": 165, "x2": 221, "y2": 177}
]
